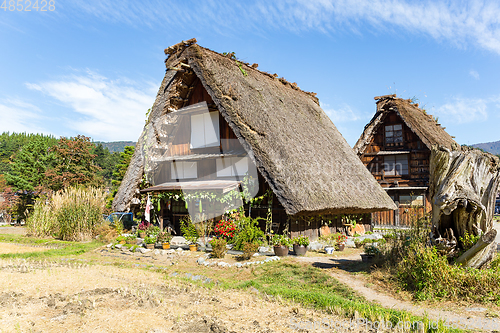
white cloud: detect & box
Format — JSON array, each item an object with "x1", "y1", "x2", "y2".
[
  {"x1": 323, "y1": 103, "x2": 363, "y2": 123},
  {"x1": 435, "y1": 97, "x2": 489, "y2": 124},
  {"x1": 0, "y1": 99, "x2": 50, "y2": 135},
  {"x1": 469, "y1": 70, "x2": 480, "y2": 80},
  {"x1": 26, "y1": 70, "x2": 157, "y2": 141},
  {"x1": 68, "y1": 0, "x2": 500, "y2": 55}
]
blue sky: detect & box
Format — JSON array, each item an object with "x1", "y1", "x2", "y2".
[{"x1": 1, "y1": 0, "x2": 500, "y2": 146}]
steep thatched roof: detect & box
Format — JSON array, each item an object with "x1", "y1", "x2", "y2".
[
  {"x1": 113, "y1": 39, "x2": 396, "y2": 215},
  {"x1": 354, "y1": 95, "x2": 459, "y2": 155}
]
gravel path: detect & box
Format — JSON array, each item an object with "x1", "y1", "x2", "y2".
[{"x1": 296, "y1": 254, "x2": 500, "y2": 331}]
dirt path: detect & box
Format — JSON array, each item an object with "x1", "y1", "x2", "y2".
[{"x1": 296, "y1": 254, "x2": 500, "y2": 331}]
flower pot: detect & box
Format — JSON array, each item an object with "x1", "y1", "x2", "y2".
[
  {"x1": 139, "y1": 232, "x2": 146, "y2": 238},
  {"x1": 337, "y1": 244, "x2": 345, "y2": 251},
  {"x1": 162, "y1": 242, "x2": 170, "y2": 250},
  {"x1": 145, "y1": 243, "x2": 154, "y2": 249},
  {"x1": 360, "y1": 254, "x2": 375, "y2": 263},
  {"x1": 189, "y1": 244, "x2": 198, "y2": 252},
  {"x1": 273, "y1": 245, "x2": 289, "y2": 257},
  {"x1": 293, "y1": 244, "x2": 307, "y2": 256},
  {"x1": 324, "y1": 246, "x2": 335, "y2": 254}
]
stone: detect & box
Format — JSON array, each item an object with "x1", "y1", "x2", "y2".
[
  {"x1": 153, "y1": 249, "x2": 160, "y2": 256},
  {"x1": 235, "y1": 263, "x2": 242, "y2": 268},
  {"x1": 176, "y1": 247, "x2": 183, "y2": 252},
  {"x1": 258, "y1": 246, "x2": 271, "y2": 253},
  {"x1": 345, "y1": 239, "x2": 356, "y2": 248},
  {"x1": 253, "y1": 252, "x2": 260, "y2": 257},
  {"x1": 137, "y1": 248, "x2": 151, "y2": 254},
  {"x1": 308, "y1": 241, "x2": 323, "y2": 251},
  {"x1": 165, "y1": 249, "x2": 175, "y2": 254},
  {"x1": 114, "y1": 244, "x2": 122, "y2": 249},
  {"x1": 170, "y1": 236, "x2": 187, "y2": 246},
  {"x1": 197, "y1": 257, "x2": 206, "y2": 265},
  {"x1": 106, "y1": 243, "x2": 113, "y2": 248}
]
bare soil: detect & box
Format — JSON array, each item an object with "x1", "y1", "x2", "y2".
[{"x1": 0, "y1": 251, "x2": 357, "y2": 333}]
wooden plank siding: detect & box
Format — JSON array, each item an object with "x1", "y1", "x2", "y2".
[{"x1": 360, "y1": 111, "x2": 433, "y2": 226}]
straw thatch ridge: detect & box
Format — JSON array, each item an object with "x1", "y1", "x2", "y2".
[
  {"x1": 113, "y1": 40, "x2": 396, "y2": 215},
  {"x1": 354, "y1": 95, "x2": 458, "y2": 155}
]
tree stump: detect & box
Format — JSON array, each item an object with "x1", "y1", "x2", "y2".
[{"x1": 429, "y1": 146, "x2": 500, "y2": 268}]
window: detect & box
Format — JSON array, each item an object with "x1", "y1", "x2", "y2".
[
  {"x1": 385, "y1": 124, "x2": 403, "y2": 146},
  {"x1": 399, "y1": 195, "x2": 424, "y2": 206},
  {"x1": 216, "y1": 157, "x2": 249, "y2": 177},
  {"x1": 171, "y1": 161, "x2": 197, "y2": 179},
  {"x1": 190, "y1": 112, "x2": 220, "y2": 149},
  {"x1": 384, "y1": 155, "x2": 408, "y2": 176}
]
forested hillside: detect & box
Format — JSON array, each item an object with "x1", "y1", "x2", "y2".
[{"x1": 94, "y1": 141, "x2": 136, "y2": 153}]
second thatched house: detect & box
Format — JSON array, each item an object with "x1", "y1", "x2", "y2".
[
  {"x1": 354, "y1": 95, "x2": 459, "y2": 226},
  {"x1": 113, "y1": 39, "x2": 396, "y2": 239}
]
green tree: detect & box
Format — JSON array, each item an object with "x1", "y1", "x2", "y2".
[
  {"x1": 5, "y1": 136, "x2": 54, "y2": 192},
  {"x1": 45, "y1": 135, "x2": 102, "y2": 191},
  {"x1": 4, "y1": 136, "x2": 55, "y2": 221},
  {"x1": 92, "y1": 143, "x2": 120, "y2": 183},
  {"x1": 106, "y1": 145, "x2": 134, "y2": 209},
  {"x1": 112, "y1": 145, "x2": 135, "y2": 189}
]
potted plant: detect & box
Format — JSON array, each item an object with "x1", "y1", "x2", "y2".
[
  {"x1": 137, "y1": 221, "x2": 150, "y2": 238},
  {"x1": 157, "y1": 231, "x2": 172, "y2": 250},
  {"x1": 143, "y1": 235, "x2": 156, "y2": 249},
  {"x1": 180, "y1": 217, "x2": 199, "y2": 251},
  {"x1": 319, "y1": 234, "x2": 336, "y2": 254},
  {"x1": 354, "y1": 238, "x2": 364, "y2": 248},
  {"x1": 126, "y1": 235, "x2": 137, "y2": 245},
  {"x1": 335, "y1": 233, "x2": 348, "y2": 251},
  {"x1": 116, "y1": 235, "x2": 127, "y2": 245},
  {"x1": 271, "y1": 234, "x2": 291, "y2": 257},
  {"x1": 292, "y1": 235, "x2": 309, "y2": 256},
  {"x1": 361, "y1": 244, "x2": 380, "y2": 263}
]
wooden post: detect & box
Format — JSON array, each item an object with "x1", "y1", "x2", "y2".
[{"x1": 394, "y1": 201, "x2": 400, "y2": 226}]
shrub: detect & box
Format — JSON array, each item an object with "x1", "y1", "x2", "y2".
[
  {"x1": 380, "y1": 217, "x2": 500, "y2": 303},
  {"x1": 214, "y1": 218, "x2": 238, "y2": 242},
  {"x1": 94, "y1": 223, "x2": 118, "y2": 243},
  {"x1": 292, "y1": 235, "x2": 309, "y2": 246},
  {"x1": 26, "y1": 186, "x2": 106, "y2": 241},
  {"x1": 232, "y1": 216, "x2": 264, "y2": 250},
  {"x1": 180, "y1": 216, "x2": 199, "y2": 244},
  {"x1": 144, "y1": 235, "x2": 156, "y2": 244},
  {"x1": 210, "y1": 238, "x2": 227, "y2": 258},
  {"x1": 240, "y1": 242, "x2": 259, "y2": 260},
  {"x1": 156, "y1": 231, "x2": 172, "y2": 243},
  {"x1": 270, "y1": 234, "x2": 291, "y2": 247}
]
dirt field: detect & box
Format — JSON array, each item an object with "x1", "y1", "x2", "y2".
[{"x1": 0, "y1": 255, "x2": 351, "y2": 333}]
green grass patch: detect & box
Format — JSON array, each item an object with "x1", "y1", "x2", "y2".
[
  {"x1": 0, "y1": 234, "x2": 103, "y2": 259},
  {"x1": 210, "y1": 261, "x2": 464, "y2": 333}
]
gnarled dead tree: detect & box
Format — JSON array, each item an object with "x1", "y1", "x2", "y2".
[{"x1": 429, "y1": 145, "x2": 499, "y2": 268}]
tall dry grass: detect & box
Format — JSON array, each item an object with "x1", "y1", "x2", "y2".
[{"x1": 26, "y1": 187, "x2": 106, "y2": 241}]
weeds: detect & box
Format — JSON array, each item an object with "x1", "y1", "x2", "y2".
[
  {"x1": 377, "y1": 215, "x2": 500, "y2": 304},
  {"x1": 26, "y1": 186, "x2": 106, "y2": 241}
]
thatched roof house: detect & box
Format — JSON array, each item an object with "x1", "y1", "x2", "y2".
[
  {"x1": 353, "y1": 95, "x2": 459, "y2": 226},
  {"x1": 113, "y1": 39, "x2": 395, "y2": 236}
]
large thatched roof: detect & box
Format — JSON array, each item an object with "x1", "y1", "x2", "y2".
[
  {"x1": 354, "y1": 95, "x2": 459, "y2": 155},
  {"x1": 113, "y1": 39, "x2": 396, "y2": 215}
]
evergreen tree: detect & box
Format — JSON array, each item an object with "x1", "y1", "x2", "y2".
[
  {"x1": 112, "y1": 145, "x2": 135, "y2": 189},
  {"x1": 5, "y1": 136, "x2": 54, "y2": 192}
]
